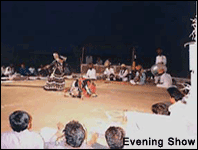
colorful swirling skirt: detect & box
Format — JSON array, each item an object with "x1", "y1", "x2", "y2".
[{"x1": 43, "y1": 74, "x2": 65, "y2": 91}]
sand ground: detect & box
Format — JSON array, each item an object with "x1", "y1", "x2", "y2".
[{"x1": 1, "y1": 79, "x2": 170, "y2": 145}]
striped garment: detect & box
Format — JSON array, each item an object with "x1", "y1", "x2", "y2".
[{"x1": 43, "y1": 60, "x2": 65, "y2": 91}]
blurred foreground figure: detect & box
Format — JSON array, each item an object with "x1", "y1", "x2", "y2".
[
  {"x1": 1, "y1": 110, "x2": 44, "y2": 149},
  {"x1": 40, "y1": 121, "x2": 96, "y2": 149}
]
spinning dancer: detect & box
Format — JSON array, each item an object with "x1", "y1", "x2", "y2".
[{"x1": 43, "y1": 52, "x2": 67, "y2": 91}]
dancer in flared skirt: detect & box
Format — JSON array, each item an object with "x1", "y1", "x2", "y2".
[{"x1": 43, "y1": 52, "x2": 67, "y2": 91}]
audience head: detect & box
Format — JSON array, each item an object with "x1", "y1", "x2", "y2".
[
  {"x1": 88, "y1": 63, "x2": 93, "y2": 69},
  {"x1": 105, "y1": 126, "x2": 125, "y2": 149},
  {"x1": 167, "y1": 87, "x2": 184, "y2": 104},
  {"x1": 9, "y1": 110, "x2": 32, "y2": 132},
  {"x1": 63, "y1": 120, "x2": 86, "y2": 148},
  {"x1": 105, "y1": 62, "x2": 111, "y2": 68},
  {"x1": 135, "y1": 65, "x2": 142, "y2": 71},
  {"x1": 21, "y1": 63, "x2": 25, "y2": 68},
  {"x1": 156, "y1": 48, "x2": 163, "y2": 55},
  {"x1": 121, "y1": 64, "x2": 126, "y2": 69},
  {"x1": 152, "y1": 103, "x2": 170, "y2": 116}
]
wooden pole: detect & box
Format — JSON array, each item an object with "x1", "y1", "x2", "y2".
[
  {"x1": 132, "y1": 47, "x2": 136, "y2": 70},
  {"x1": 81, "y1": 47, "x2": 84, "y2": 74}
]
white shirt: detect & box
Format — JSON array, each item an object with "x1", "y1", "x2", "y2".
[
  {"x1": 155, "y1": 55, "x2": 167, "y2": 65},
  {"x1": 118, "y1": 69, "x2": 129, "y2": 81},
  {"x1": 86, "y1": 68, "x2": 97, "y2": 80},
  {"x1": 104, "y1": 68, "x2": 115, "y2": 76},
  {"x1": 4, "y1": 66, "x2": 14, "y2": 76},
  {"x1": 1, "y1": 129, "x2": 44, "y2": 149},
  {"x1": 156, "y1": 73, "x2": 172, "y2": 88},
  {"x1": 29, "y1": 67, "x2": 36, "y2": 74}
]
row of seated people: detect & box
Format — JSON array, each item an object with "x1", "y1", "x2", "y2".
[
  {"x1": 1, "y1": 63, "x2": 71, "y2": 79},
  {"x1": 84, "y1": 63, "x2": 172, "y2": 88},
  {"x1": 1, "y1": 87, "x2": 196, "y2": 149}
]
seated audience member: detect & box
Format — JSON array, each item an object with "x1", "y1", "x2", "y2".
[
  {"x1": 145, "y1": 70, "x2": 154, "y2": 84},
  {"x1": 156, "y1": 68, "x2": 172, "y2": 88},
  {"x1": 151, "y1": 103, "x2": 171, "y2": 116},
  {"x1": 29, "y1": 66, "x2": 37, "y2": 76},
  {"x1": 103, "y1": 63, "x2": 116, "y2": 81},
  {"x1": 1, "y1": 65, "x2": 6, "y2": 77},
  {"x1": 1, "y1": 110, "x2": 44, "y2": 149},
  {"x1": 105, "y1": 126, "x2": 125, "y2": 149},
  {"x1": 4, "y1": 64, "x2": 15, "y2": 77},
  {"x1": 85, "y1": 63, "x2": 97, "y2": 80},
  {"x1": 96, "y1": 57, "x2": 103, "y2": 65},
  {"x1": 116, "y1": 64, "x2": 129, "y2": 82},
  {"x1": 104, "y1": 58, "x2": 112, "y2": 66},
  {"x1": 19, "y1": 63, "x2": 30, "y2": 76},
  {"x1": 130, "y1": 65, "x2": 146, "y2": 85},
  {"x1": 167, "y1": 87, "x2": 186, "y2": 117},
  {"x1": 40, "y1": 121, "x2": 93, "y2": 149},
  {"x1": 128, "y1": 65, "x2": 137, "y2": 81},
  {"x1": 166, "y1": 87, "x2": 194, "y2": 136}
]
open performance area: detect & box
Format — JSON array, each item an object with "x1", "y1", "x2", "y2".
[{"x1": 1, "y1": 1, "x2": 196, "y2": 149}]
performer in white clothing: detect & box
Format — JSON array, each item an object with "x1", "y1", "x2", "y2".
[
  {"x1": 156, "y1": 68, "x2": 172, "y2": 88},
  {"x1": 85, "y1": 63, "x2": 97, "y2": 80},
  {"x1": 154, "y1": 48, "x2": 167, "y2": 84}
]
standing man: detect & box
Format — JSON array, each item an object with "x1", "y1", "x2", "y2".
[
  {"x1": 86, "y1": 55, "x2": 93, "y2": 64},
  {"x1": 155, "y1": 48, "x2": 167, "y2": 84},
  {"x1": 96, "y1": 57, "x2": 103, "y2": 65}
]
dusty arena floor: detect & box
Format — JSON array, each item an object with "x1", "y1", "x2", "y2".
[{"x1": 1, "y1": 79, "x2": 170, "y2": 144}]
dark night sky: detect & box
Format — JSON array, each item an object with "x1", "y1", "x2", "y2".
[{"x1": 1, "y1": 1, "x2": 196, "y2": 77}]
